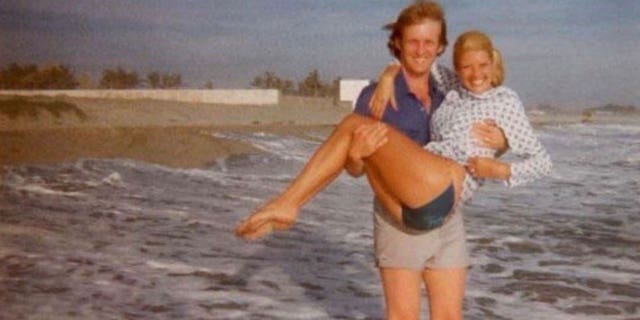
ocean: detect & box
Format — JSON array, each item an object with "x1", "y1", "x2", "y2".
[{"x1": 1, "y1": 123, "x2": 639, "y2": 320}]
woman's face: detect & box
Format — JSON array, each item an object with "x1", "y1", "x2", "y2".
[
  {"x1": 456, "y1": 49, "x2": 493, "y2": 94},
  {"x1": 396, "y1": 19, "x2": 444, "y2": 78}
]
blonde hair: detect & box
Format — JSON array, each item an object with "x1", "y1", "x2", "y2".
[
  {"x1": 453, "y1": 30, "x2": 505, "y2": 86},
  {"x1": 384, "y1": 1, "x2": 448, "y2": 59}
]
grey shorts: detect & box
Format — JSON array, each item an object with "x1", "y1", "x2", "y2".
[{"x1": 373, "y1": 200, "x2": 469, "y2": 270}]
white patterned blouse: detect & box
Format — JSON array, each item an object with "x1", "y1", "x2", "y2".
[{"x1": 426, "y1": 85, "x2": 552, "y2": 202}]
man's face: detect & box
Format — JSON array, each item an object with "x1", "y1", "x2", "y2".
[{"x1": 396, "y1": 19, "x2": 443, "y2": 77}]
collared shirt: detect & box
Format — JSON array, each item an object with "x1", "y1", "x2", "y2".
[{"x1": 353, "y1": 67, "x2": 449, "y2": 146}]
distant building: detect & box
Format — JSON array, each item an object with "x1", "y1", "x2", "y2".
[{"x1": 339, "y1": 79, "x2": 371, "y2": 108}]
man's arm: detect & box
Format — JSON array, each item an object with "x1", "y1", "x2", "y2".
[
  {"x1": 345, "y1": 149, "x2": 366, "y2": 177},
  {"x1": 471, "y1": 119, "x2": 509, "y2": 157},
  {"x1": 346, "y1": 83, "x2": 377, "y2": 177}
]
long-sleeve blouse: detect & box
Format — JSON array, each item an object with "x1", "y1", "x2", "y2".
[{"x1": 426, "y1": 86, "x2": 552, "y2": 201}]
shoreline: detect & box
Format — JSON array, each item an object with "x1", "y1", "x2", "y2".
[{"x1": 1, "y1": 95, "x2": 638, "y2": 168}]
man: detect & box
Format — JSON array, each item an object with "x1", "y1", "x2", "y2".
[{"x1": 345, "y1": 2, "x2": 506, "y2": 319}]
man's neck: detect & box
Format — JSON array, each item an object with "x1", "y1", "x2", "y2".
[
  {"x1": 402, "y1": 68, "x2": 431, "y2": 97},
  {"x1": 402, "y1": 68, "x2": 429, "y2": 93}
]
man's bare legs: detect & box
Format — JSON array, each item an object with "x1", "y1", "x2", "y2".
[
  {"x1": 380, "y1": 268, "x2": 422, "y2": 320},
  {"x1": 423, "y1": 267, "x2": 467, "y2": 320},
  {"x1": 380, "y1": 267, "x2": 467, "y2": 320},
  {"x1": 235, "y1": 114, "x2": 464, "y2": 240}
]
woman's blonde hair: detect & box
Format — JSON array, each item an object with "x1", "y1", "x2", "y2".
[
  {"x1": 453, "y1": 30, "x2": 505, "y2": 86},
  {"x1": 384, "y1": 1, "x2": 448, "y2": 59}
]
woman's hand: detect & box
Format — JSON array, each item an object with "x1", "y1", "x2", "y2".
[
  {"x1": 465, "y1": 157, "x2": 511, "y2": 180},
  {"x1": 368, "y1": 64, "x2": 401, "y2": 119},
  {"x1": 471, "y1": 119, "x2": 508, "y2": 155}
]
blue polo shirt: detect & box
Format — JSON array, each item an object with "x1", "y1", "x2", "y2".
[{"x1": 353, "y1": 72, "x2": 445, "y2": 146}]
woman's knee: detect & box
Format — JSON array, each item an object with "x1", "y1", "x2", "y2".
[{"x1": 338, "y1": 113, "x2": 373, "y2": 131}]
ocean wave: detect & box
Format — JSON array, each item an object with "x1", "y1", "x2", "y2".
[
  {"x1": 15, "y1": 184, "x2": 86, "y2": 197},
  {"x1": 101, "y1": 172, "x2": 124, "y2": 187}
]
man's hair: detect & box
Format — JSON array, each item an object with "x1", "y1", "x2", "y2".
[
  {"x1": 384, "y1": 1, "x2": 448, "y2": 59},
  {"x1": 453, "y1": 30, "x2": 505, "y2": 87}
]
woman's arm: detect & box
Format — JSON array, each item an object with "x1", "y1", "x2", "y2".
[
  {"x1": 368, "y1": 64, "x2": 401, "y2": 119},
  {"x1": 466, "y1": 157, "x2": 510, "y2": 180}
]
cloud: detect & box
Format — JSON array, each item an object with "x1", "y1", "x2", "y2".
[{"x1": 0, "y1": 0, "x2": 637, "y2": 105}]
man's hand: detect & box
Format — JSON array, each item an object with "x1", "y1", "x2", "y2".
[
  {"x1": 346, "y1": 123, "x2": 389, "y2": 177},
  {"x1": 351, "y1": 123, "x2": 389, "y2": 158},
  {"x1": 471, "y1": 119, "x2": 508, "y2": 156},
  {"x1": 466, "y1": 157, "x2": 511, "y2": 180},
  {"x1": 368, "y1": 64, "x2": 401, "y2": 119}
]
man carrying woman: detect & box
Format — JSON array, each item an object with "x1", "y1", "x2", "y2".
[{"x1": 235, "y1": 1, "x2": 551, "y2": 319}]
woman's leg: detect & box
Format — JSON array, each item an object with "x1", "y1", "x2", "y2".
[
  {"x1": 235, "y1": 114, "x2": 366, "y2": 238},
  {"x1": 380, "y1": 268, "x2": 422, "y2": 320},
  {"x1": 235, "y1": 113, "x2": 463, "y2": 239},
  {"x1": 423, "y1": 267, "x2": 467, "y2": 320},
  {"x1": 361, "y1": 122, "x2": 465, "y2": 223}
]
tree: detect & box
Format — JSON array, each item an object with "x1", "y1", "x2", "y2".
[
  {"x1": 0, "y1": 63, "x2": 37, "y2": 89},
  {"x1": 99, "y1": 67, "x2": 139, "y2": 89},
  {"x1": 146, "y1": 71, "x2": 182, "y2": 88},
  {"x1": 0, "y1": 63, "x2": 78, "y2": 89},
  {"x1": 34, "y1": 64, "x2": 79, "y2": 89},
  {"x1": 251, "y1": 71, "x2": 294, "y2": 94},
  {"x1": 251, "y1": 69, "x2": 339, "y2": 97},
  {"x1": 147, "y1": 71, "x2": 161, "y2": 88},
  {"x1": 77, "y1": 72, "x2": 95, "y2": 89},
  {"x1": 160, "y1": 73, "x2": 181, "y2": 88},
  {"x1": 297, "y1": 69, "x2": 338, "y2": 97},
  {"x1": 298, "y1": 69, "x2": 322, "y2": 96}
]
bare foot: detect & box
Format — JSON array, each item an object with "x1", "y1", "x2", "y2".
[{"x1": 234, "y1": 199, "x2": 299, "y2": 240}]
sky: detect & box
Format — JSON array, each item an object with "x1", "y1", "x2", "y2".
[{"x1": 1, "y1": 0, "x2": 639, "y2": 108}]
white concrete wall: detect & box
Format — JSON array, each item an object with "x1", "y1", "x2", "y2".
[
  {"x1": 0, "y1": 89, "x2": 279, "y2": 105},
  {"x1": 339, "y1": 79, "x2": 371, "y2": 107}
]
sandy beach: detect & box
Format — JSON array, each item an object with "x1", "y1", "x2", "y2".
[{"x1": 0, "y1": 95, "x2": 350, "y2": 168}]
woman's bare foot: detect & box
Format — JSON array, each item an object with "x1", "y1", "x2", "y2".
[{"x1": 234, "y1": 199, "x2": 299, "y2": 240}]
